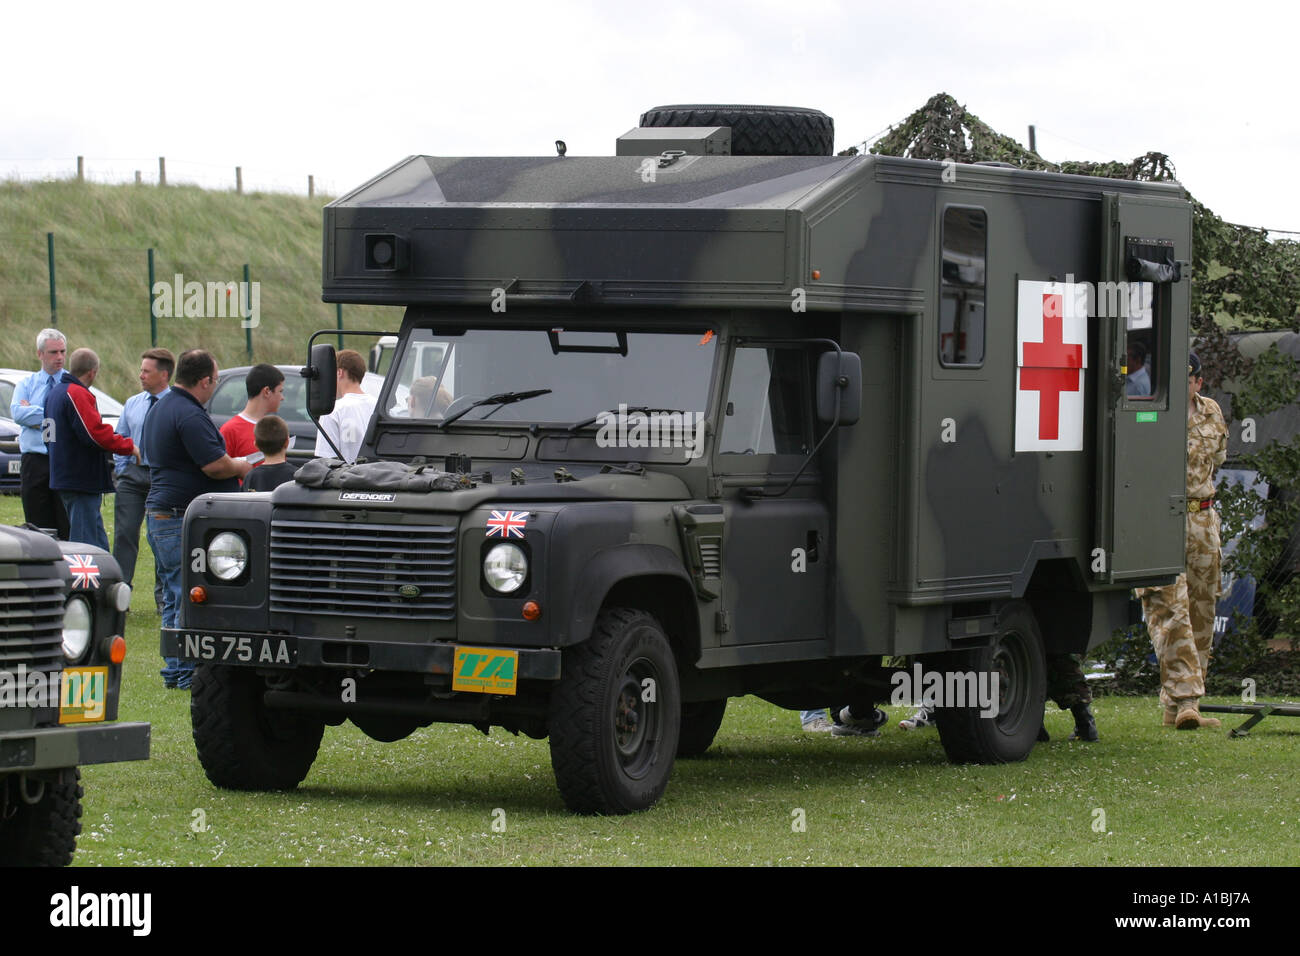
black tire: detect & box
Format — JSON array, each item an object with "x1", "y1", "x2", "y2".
[
  {"x1": 677, "y1": 699, "x2": 727, "y2": 758},
  {"x1": 548, "y1": 607, "x2": 681, "y2": 813},
  {"x1": 934, "y1": 602, "x2": 1046, "y2": 764},
  {"x1": 639, "y1": 104, "x2": 834, "y2": 156},
  {"x1": 0, "y1": 768, "x2": 82, "y2": 867},
  {"x1": 191, "y1": 663, "x2": 324, "y2": 790}
]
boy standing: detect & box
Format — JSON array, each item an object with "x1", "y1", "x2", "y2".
[{"x1": 244, "y1": 416, "x2": 298, "y2": 492}]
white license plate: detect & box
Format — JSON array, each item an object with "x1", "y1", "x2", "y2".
[
  {"x1": 180, "y1": 633, "x2": 297, "y2": 666},
  {"x1": 7, "y1": 460, "x2": 19, "y2": 474}
]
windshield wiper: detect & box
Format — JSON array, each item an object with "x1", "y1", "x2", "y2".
[
  {"x1": 567, "y1": 406, "x2": 686, "y2": 433},
  {"x1": 438, "y1": 389, "x2": 553, "y2": 428}
]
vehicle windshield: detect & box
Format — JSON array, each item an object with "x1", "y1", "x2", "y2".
[{"x1": 383, "y1": 328, "x2": 717, "y2": 426}]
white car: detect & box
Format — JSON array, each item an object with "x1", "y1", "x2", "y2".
[{"x1": 0, "y1": 367, "x2": 124, "y2": 432}]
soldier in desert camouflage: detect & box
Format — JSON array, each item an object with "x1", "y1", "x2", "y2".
[{"x1": 1136, "y1": 352, "x2": 1227, "y2": 729}]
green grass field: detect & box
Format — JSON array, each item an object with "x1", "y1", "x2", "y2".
[{"x1": 11, "y1": 495, "x2": 1296, "y2": 867}]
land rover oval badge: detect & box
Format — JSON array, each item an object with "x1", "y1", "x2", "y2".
[{"x1": 398, "y1": 585, "x2": 421, "y2": 599}]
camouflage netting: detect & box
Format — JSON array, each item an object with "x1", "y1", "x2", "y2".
[{"x1": 867, "y1": 93, "x2": 1300, "y2": 695}]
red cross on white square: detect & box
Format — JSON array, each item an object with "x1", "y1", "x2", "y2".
[{"x1": 1016, "y1": 281, "x2": 1087, "y2": 452}]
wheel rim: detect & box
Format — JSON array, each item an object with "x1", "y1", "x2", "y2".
[
  {"x1": 993, "y1": 628, "x2": 1032, "y2": 729},
  {"x1": 611, "y1": 655, "x2": 662, "y2": 779}
]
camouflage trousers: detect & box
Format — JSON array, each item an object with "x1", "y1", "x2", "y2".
[
  {"x1": 1136, "y1": 508, "x2": 1221, "y2": 708},
  {"x1": 1047, "y1": 653, "x2": 1091, "y2": 710}
]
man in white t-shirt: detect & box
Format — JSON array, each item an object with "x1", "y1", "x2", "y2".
[{"x1": 315, "y1": 349, "x2": 377, "y2": 462}]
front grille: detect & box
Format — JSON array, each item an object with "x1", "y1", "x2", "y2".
[
  {"x1": 270, "y1": 518, "x2": 456, "y2": 620},
  {"x1": 0, "y1": 575, "x2": 66, "y2": 677}
]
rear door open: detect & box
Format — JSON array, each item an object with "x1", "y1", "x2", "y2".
[{"x1": 1094, "y1": 193, "x2": 1191, "y2": 582}]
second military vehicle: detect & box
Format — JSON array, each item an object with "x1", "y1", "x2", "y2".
[{"x1": 0, "y1": 526, "x2": 149, "y2": 863}]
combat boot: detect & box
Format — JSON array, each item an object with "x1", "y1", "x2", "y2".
[
  {"x1": 1068, "y1": 703, "x2": 1099, "y2": 741},
  {"x1": 1175, "y1": 701, "x2": 1222, "y2": 730},
  {"x1": 1162, "y1": 705, "x2": 1177, "y2": 726}
]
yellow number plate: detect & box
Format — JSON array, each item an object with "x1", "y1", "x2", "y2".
[
  {"x1": 59, "y1": 666, "x2": 108, "y2": 724},
  {"x1": 451, "y1": 647, "x2": 518, "y2": 696}
]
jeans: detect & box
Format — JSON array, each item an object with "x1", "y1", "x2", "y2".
[
  {"x1": 148, "y1": 510, "x2": 191, "y2": 688},
  {"x1": 59, "y1": 491, "x2": 109, "y2": 551},
  {"x1": 801, "y1": 709, "x2": 830, "y2": 725},
  {"x1": 113, "y1": 465, "x2": 164, "y2": 607}
]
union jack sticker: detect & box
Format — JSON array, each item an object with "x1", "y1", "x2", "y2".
[
  {"x1": 485, "y1": 510, "x2": 529, "y2": 539},
  {"x1": 66, "y1": 554, "x2": 101, "y2": 589}
]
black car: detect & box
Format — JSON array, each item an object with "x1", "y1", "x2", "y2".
[
  {"x1": 0, "y1": 417, "x2": 22, "y2": 493},
  {"x1": 205, "y1": 364, "x2": 382, "y2": 458}
]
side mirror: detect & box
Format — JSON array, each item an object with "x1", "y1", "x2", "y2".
[
  {"x1": 816, "y1": 351, "x2": 861, "y2": 427},
  {"x1": 305, "y1": 343, "x2": 337, "y2": 419}
]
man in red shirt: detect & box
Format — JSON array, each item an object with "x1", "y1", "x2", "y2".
[{"x1": 219, "y1": 364, "x2": 285, "y2": 460}]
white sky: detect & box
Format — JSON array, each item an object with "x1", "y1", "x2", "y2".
[{"x1": 4, "y1": 0, "x2": 1297, "y2": 233}]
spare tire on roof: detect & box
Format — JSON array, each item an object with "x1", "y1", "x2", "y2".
[{"x1": 638, "y1": 104, "x2": 834, "y2": 157}]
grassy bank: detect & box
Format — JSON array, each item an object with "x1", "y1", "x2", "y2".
[{"x1": 0, "y1": 180, "x2": 401, "y2": 400}]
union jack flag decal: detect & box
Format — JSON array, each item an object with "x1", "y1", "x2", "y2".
[
  {"x1": 66, "y1": 554, "x2": 101, "y2": 589},
  {"x1": 485, "y1": 510, "x2": 529, "y2": 539}
]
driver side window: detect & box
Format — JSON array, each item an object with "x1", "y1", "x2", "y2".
[{"x1": 719, "y1": 347, "x2": 808, "y2": 455}]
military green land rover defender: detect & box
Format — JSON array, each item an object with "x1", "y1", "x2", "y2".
[
  {"x1": 166, "y1": 105, "x2": 1195, "y2": 813},
  {"x1": 0, "y1": 526, "x2": 149, "y2": 864}
]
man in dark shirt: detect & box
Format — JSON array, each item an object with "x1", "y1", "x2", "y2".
[{"x1": 142, "y1": 349, "x2": 253, "y2": 689}]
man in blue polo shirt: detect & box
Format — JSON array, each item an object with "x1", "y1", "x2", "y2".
[
  {"x1": 11, "y1": 328, "x2": 71, "y2": 538},
  {"x1": 142, "y1": 349, "x2": 253, "y2": 690}
]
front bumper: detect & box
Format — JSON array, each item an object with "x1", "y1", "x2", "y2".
[
  {"x1": 0, "y1": 721, "x2": 151, "y2": 772},
  {"x1": 162, "y1": 628, "x2": 562, "y2": 680}
]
